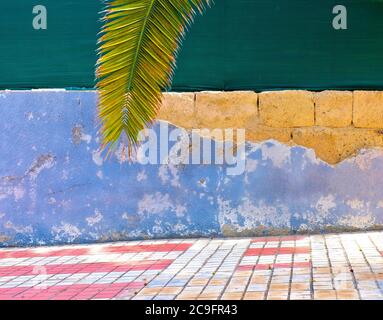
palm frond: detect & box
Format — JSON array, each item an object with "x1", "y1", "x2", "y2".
[{"x1": 96, "y1": 0, "x2": 211, "y2": 154}]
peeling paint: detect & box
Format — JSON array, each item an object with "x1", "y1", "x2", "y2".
[
  {"x1": 26, "y1": 154, "x2": 56, "y2": 181},
  {"x1": 72, "y1": 125, "x2": 83, "y2": 145},
  {"x1": 349, "y1": 149, "x2": 383, "y2": 171},
  {"x1": 313, "y1": 195, "x2": 337, "y2": 221},
  {"x1": 260, "y1": 142, "x2": 291, "y2": 168},
  {"x1": 346, "y1": 199, "x2": 366, "y2": 210},
  {"x1": 115, "y1": 144, "x2": 130, "y2": 164},
  {"x1": 158, "y1": 165, "x2": 181, "y2": 187},
  {"x1": 96, "y1": 170, "x2": 103, "y2": 180},
  {"x1": 338, "y1": 214, "x2": 376, "y2": 229},
  {"x1": 92, "y1": 151, "x2": 103, "y2": 166},
  {"x1": 136, "y1": 171, "x2": 147, "y2": 182},
  {"x1": 245, "y1": 159, "x2": 258, "y2": 173},
  {"x1": 4, "y1": 221, "x2": 33, "y2": 234},
  {"x1": 51, "y1": 223, "x2": 81, "y2": 242},
  {"x1": 13, "y1": 186, "x2": 25, "y2": 201},
  {"x1": 1, "y1": 91, "x2": 383, "y2": 247},
  {"x1": 137, "y1": 193, "x2": 182, "y2": 216},
  {"x1": 86, "y1": 209, "x2": 103, "y2": 227},
  {"x1": 218, "y1": 197, "x2": 291, "y2": 233},
  {"x1": 72, "y1": 124, "x2": 92, "y2": 145}
]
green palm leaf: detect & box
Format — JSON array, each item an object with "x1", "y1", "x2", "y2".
[{"x1": 96, "y1": 0, "x2": 211, "y2": 154}]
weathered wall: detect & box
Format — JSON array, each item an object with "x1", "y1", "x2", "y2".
[
  {"x1": 160, "y1": 90, "x2": 383, "y2": 164},
  {"x1": 1, "y1": 90, "x2": 383, "y2": 247}
]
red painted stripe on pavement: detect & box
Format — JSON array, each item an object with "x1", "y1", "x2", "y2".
[
  {"x1": 0, "y1": 259, "x2": 173, "y2": 277},
  {"x1": 245, "y1": 247, "x2": 310, "y2": 256},
  {"x1": 105, "y1": 243, "x2": 192, "y2": 253},
  {"x1": 0, "y1": 243, "x2": 192, "y2": 259},
  {"x1": 0, "y1": 248, "x2": 89, "y2": 259},
  {"x1": 237, "y1": 265, "x2": 254, "y2": 271},
  {"x1": 0, "y1": 281, "x2": 146, "y2": 300}
]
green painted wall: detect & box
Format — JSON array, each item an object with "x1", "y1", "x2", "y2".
[{"x1": 1, "y1": 0, "x2": 383, "y2": 90}]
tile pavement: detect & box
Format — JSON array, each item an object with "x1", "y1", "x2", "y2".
[{"x1": 0, "y1": 232, "x2": 383, "y2": 300}]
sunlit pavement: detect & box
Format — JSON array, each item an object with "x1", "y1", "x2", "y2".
[{"x1": 0, "y1": 232, "x2": 383, "y2": 300}]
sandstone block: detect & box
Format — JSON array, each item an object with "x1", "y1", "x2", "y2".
[
  {"x1": 195, "y1": 91, "x2": 258, "y2": 129},
  {"x1": 259, "y1": 90, "x2": 314, "y2": 127},
  {"x1": 158, "y1": 92, "x2": 195, "y2": 128},
  {"x1": 315, "y1": 91, "x2": 352, "y2": 127},
  {"x1": 292, "y1": 127, "x2": 383, "y2": 164},
  {"x1": 353, "y1": 91, "x2": 383, "y2": 128},
  {"x1": 246, "y1": 118, "x2": 292, "y2": 143}
]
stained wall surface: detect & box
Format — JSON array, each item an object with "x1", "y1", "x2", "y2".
[{"x1": 1, "y1": 91, "x2": 383, "y2": 246}]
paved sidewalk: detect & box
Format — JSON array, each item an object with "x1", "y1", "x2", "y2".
[{"x1": 0, "y1": 232, "x2": 383, "y2": 300}]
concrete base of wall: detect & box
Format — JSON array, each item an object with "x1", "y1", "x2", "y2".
[{"x1": 1, "y1": 90, "x2": 383, "y2": 247}]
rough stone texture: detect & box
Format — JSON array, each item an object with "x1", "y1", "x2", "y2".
[
  {"x1": 292, "y1": 127, "x2": 383, "y2": 164},
  {"x1": 259, "y1": 90, "x2": 314, "y2": 128},
  {"x1": 354, "y1": 91, "x2": 383, "y2": 128},
  {"x1": 246, "y1": 119, "x2": 293, "y2": 143},
  {"x1": 195, "y1": 91, "x2": 258, "y2": 128},
  {"x1": 156, "y1": 90, "x2": 383, "y2": 164},
  {"x1": 158, "y1": 92, "x2": 196, "y2": 129},
  {"x1": 315, "y1": 91, "x2": 353, "y2": 127}
]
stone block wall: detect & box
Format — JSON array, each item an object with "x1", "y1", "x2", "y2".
[{"x1": 159, "y1": 90, "x2": 383, "y2": 164}]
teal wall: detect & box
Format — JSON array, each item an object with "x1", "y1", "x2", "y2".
[{"x1": 1, "y1": 0, "x2": 383, "y2": 90}]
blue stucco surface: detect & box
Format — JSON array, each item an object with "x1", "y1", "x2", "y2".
[{"x1": 0, "y1": 90, "x2": 383, "y2": 247}]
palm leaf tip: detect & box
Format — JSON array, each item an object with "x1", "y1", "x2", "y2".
[{"x1": 96, "y1": 0, "x2": 212, "y2": 154}]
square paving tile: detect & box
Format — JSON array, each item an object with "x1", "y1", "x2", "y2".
[{"x1": 1, "y1": 232, "x2": 383, "y2": 300}]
